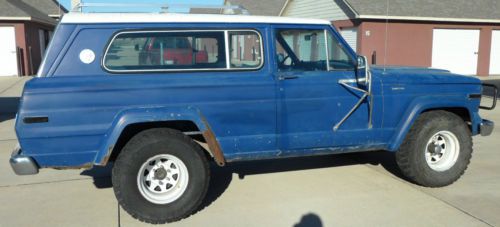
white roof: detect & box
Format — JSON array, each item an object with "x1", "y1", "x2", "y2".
[{"x1": 61, "y1": 13, "x2": 330, "y2": 25}]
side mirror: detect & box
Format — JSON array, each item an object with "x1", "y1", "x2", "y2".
[
  {"x1": 357, "y1": 55, "x2": 367, "y2": 69},
  {"x1": 357, "y1": 55, "x2": 370, "y2": 85}
]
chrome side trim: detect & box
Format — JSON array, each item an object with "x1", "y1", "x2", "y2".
[
  {"x1": 224, "y1": 30, "x2": 230, "y2": 69},
  {"x1": 183, "y1": 131, "x2": 203, "y2": 135},
  {"x1": 324, "y1": 29, "x2": 330, "y2": 71}
]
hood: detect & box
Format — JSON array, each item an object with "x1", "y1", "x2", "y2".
[{"x1": 370, "y1": 65, "x2": 481, "y2": 85}]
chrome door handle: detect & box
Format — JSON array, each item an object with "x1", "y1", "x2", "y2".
[{"x1": 278, "y1": 74, "x2": 299, "y2": 80}]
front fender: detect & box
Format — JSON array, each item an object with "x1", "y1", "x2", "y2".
[
  {"x1": 93, "y1": 106, "x2": 207, "y2": 165},
  {"x1": 387, "y1": 95, "x2": 476, "y2": 151}
]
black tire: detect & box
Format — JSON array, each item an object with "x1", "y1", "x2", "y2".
[
  {"x1": 396, "y1": 110, "x2": 472, "y2": 187},
  {"x1": 112, "y1": 128, "x2": 210, "y2": 224}
]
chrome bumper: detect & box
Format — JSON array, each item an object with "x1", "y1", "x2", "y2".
[
  {"x1": 10, "y1": 145, "x2": 39, "y2": 175},
  {"x1": 480, "y1": 119, "x2": 494, "y2": 136}
]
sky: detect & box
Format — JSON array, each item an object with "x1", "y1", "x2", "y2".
[{"x1": 58, "y1": 0, "x2": 223, "y2": 12}]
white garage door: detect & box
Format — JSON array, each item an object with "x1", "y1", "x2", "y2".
[
  {"x1": 0, "y1": 26, "x2": 18, "y2": 76},
  {"x1": 490, "y1": 30, "x2": 500, "y2": 75},
  {"x1": 432, "y1": 29, "x2": 480, "y2": 75},
  {"x1": 340, "y1": 27, "x2": 357, "y2": 52}
]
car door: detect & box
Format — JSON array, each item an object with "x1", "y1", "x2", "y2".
[{"x1": 273, "y1": 25, "x2": 380, "y2": 151}]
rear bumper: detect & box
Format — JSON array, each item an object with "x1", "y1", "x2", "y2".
[
  {"x1": 480, "y1": 119, "x2": 494, "y2": 136},
  {"x1": 10, "y1": 145, "x2": 39, "y2": 175}
]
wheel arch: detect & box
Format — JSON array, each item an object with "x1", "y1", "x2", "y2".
[
  {"x1": 93, "y1": 107, "x2": 226, "y2": 166},
  {"x1": 388, "y1": 97, "x2": 476, "y2": 152}
]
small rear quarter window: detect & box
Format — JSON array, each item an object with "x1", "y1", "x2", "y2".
[{"x1": 229, "y1": 31, "x2": 263, "y2": 69}]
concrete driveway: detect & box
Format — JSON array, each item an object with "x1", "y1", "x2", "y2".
[{"x1": 0, "y1": 76, "x2": 499, "y2": 227}]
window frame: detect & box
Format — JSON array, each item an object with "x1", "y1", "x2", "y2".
[{"x1": 102, "y1": 29, "x2": 264, "y2": 74}]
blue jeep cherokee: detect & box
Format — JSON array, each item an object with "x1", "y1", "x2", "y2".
[{"x1": 10, "y1": 12, "x2": 497, "y2": 224}]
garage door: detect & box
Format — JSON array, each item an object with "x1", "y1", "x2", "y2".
[
  {"x1": 490, "y1": 30, "x2": 500, "y2": 75},
  {"x1": 0, "y1": 27, "x2": 18, "y2": 76},
  {"x1": 432, "y1": 29, "x2": 480, "y2": 75},
  {"x1": 340, "y1": 27, "x2": 357, "y2": 52}
]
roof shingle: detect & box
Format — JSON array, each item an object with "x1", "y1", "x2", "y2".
[
  {"x1": 225, "y1": 0, "x2": 286, "y2": 16},
  {"x1": 0, "y1": 0, "x2": 64, "y2": 24},
  {"x1": 23, "y1": 0, "x2": 68, "y2": 17}
]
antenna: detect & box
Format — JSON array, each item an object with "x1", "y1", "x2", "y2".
[{"x1": 383, "y1": 0, "x2": 389, "y2": 73}]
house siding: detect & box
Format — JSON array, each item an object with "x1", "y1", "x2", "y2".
[
  {"x1": 282, "y1": 0, "x2": 350, "y2": 21},
  {"x1": 358, "y1": 20, "x2": 500, "y2": 76}
]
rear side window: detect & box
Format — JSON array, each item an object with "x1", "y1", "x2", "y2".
[
  {"x1": 103, "y1": 30, "x2": 263, "y2": 73},
  {"x1": 104, "y1": 31, "x2": 225, "y2": 71}
]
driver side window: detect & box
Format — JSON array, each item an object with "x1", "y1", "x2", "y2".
[
  {"x1": 275, "y1": 28, "x2": 355, "y2": 72},
  {"x1": 276, "y1": 29, "x2": 327, "y2": 71}
]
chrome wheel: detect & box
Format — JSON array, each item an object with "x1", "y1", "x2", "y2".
[
  {"x1": 137, "y1": 154, "x2": 189, "y2": 204},
  {"x1": 424, "y1": 131, "x2": 460, "y2": 172}
]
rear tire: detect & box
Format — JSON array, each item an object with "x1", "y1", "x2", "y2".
[
  {"x1": 396, "y1": 111, "x2": 472, "y2": 187},
  {"x1": 112, "y1": 128, "x2": 210, "y2": 224}
]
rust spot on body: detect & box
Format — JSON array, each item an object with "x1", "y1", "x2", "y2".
[
  {"x1": 202, "y1": 130, "x2": 225, "y2": 166},
  {"x1": 200, "y1": 115, "x2": 226, "y2": 166}
]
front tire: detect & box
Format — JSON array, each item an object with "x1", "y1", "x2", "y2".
[
  {"x1": 112, "y1": 128, "x2": 210, "y2": 224},
  {"x1": 396, "y1": 111, "x2": 472, "y2": 187}
]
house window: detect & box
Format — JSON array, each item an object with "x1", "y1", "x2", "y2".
[{"x1": 38, "y1": 29, "x2": 50, "y2": 58}]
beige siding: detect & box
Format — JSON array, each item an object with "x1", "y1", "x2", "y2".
[{"x1": 282, "y1": 0, "x2": 349, "y2": 21}]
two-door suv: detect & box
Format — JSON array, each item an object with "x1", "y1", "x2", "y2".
[{"x1": 10, "y1": 9, "x2": 497, "y2": 224}]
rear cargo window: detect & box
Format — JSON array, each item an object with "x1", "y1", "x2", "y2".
[{"x1": 103, "y1": 30, "x2": 263, "y2": 73}]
